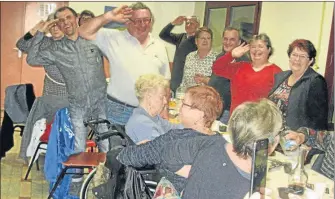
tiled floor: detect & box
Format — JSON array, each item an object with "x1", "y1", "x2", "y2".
[{"x1": 1, "y1": 130, "x2": 50, "y2": 199}]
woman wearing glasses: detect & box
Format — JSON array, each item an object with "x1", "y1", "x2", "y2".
[
  {"x1": 118, "y1": 99, "x2": 282, "y2": 199},
  {"x1": 118, "y1": 85, "x2": 223, "y2": 193},
  {"x1": 268, "y1": 39, "x2": 328, "y2": 131},
  {"x1": 179, "y1": 27, "x2": 217, "y2": 89},
  {"x1": 16, "y1": 13, "x2": 69, "y2": 162}
]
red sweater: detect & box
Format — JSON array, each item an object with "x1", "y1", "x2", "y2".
[{"x1": 213, "y1": 52, "x2": 282, "y2": 113}]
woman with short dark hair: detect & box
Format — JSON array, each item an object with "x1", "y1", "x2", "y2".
[{"x1": 268, "y1": 39, "x2": 328, "y2": 131}]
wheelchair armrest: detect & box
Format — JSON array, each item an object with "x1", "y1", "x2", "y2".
[
  {"x1": 83, "y1": 118, "x2": 111, "y2": 127},
  {"x1": 133, "y1": 165, "x2": 157, "y2": 174}
]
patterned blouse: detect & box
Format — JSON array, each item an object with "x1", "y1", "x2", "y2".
[
  {"x1": 180, "y1": 50, "x2": 218, "y2": 88},
  {"x1": 268, "y1": 78, "x2": 292, "y2": 129}
]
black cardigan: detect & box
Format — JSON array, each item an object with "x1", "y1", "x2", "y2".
[{"x1": 269, "y1": 67, "x2": 328, "y2": 130}]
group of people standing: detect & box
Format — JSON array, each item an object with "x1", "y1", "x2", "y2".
[{"x1": 16, "y1": 2, "x2": 332, "y2": 198}]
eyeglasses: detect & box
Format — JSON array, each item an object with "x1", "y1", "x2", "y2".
[
  {"x1": 290, "y1": 53, "x2": 309, "y2": 60},
  {"x1": 198, "y1": 37, "x2": 211, "y2": 41},
  {"x1": 129, "y1": 18, "x2": 152, "y2": 26},
  {"x1": 181, "y1": 101, "x2": 193, "y2": 109}
]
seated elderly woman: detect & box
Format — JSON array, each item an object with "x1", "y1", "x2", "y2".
[
  {"x1": 179, "y1": 27, "x2": 218, "y2": 89},
  {"x1": 117, "y1": 99, "x2": 282, "y2": 199},
  {"x1": 126, "y1": 74, "x2": 182, "y2": 144},
  {"x1": 118, "y1": 85, "x2": 223, "y2": 192},
  {"x1": 212, "y1": 33, "x2": 282, "y2": 113},
  {"x1": 268, "y1": 39, "x2": 328, "y2": 131}
]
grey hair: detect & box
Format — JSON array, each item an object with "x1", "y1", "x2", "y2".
[
  {"x1": 135, "y1": 74, "x2": 169, "y2": 102},
  {"x1": 249, "y1": 33, "x2": 274, "y2": 57},
  {"x1": 47, "y1": 13, "x2": 55, "y2": 21},
  {"x1": 129, "y1": 2, "x2": 154, "y2": 22},
  {"x1": 223, "y1": 26, "x2": 242, "y2": 41},
  {"x1": 187, "y1": 16, "x2": 200, "y2": 24},
  {"x1": 228, "y1": 99, "x2": 282, "y2": 159}
]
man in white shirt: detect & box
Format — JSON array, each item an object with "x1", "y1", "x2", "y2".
[{"x1": 79, "y1": 2, "x2": 170, "y2": 125}]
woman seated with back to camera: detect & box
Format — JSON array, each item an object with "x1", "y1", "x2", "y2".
[
  {"x1": 125, "y1": 74, "x2": 183, "y2": 144},
  {"x1": 118, "y1": 85, "x2": 223, "y2": 193},
  {"x1": 118, "y1": 99, "x2": 282, "y2": 199}
]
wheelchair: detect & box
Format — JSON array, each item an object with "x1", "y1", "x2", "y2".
[{"x1": 80, "y1": 119, "x2": 160, "y2": 199}]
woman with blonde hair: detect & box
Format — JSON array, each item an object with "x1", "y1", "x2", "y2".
[
  {"x1": 118, "y1": 99, "x2": 282, "y2": 198},
  {"x1": 126, "y1": 74, "x2": 182, "y2": 144},
  {"x1": 118, "y1": 85, "x2": 223, "y2": 192}
]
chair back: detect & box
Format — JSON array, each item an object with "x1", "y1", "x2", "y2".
[{"x1": 4, "y1": 84, "x2": 35, "y2": 123}]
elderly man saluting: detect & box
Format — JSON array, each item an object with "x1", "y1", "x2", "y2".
[
  {"x1": 79, "y1": 2, "x2": 171, "y2": 125},
  {"x1": 159, "y1": 16, "x2": 199, "y2": 94}
]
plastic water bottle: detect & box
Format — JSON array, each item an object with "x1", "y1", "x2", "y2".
[
  {"x1": 176, "y1": 85, "x2": 186, "y2": 108},
  {"x1": 175, "y1": 85, "x2": 186, "y2": 101}
]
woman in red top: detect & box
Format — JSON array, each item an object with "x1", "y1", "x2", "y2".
[{"x1": 212, "y1": 33, "x2": 282, "y2": 113}]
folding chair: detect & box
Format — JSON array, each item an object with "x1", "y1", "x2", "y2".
[
  {"x1": 24, "y1": 125, "x2": 97, "y2": 180},
  {"x1": 47, "y1": 152, "x2": 106, "y2": 199}
]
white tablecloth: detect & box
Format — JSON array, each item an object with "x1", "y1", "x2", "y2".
[{"x1": 267, "y1": 152, "x2": 334, "y2": 199}]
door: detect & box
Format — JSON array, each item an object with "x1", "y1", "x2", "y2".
[
  {"x1": 1, "y1": 2, "x2": 25, "y2": 108},
  {"x1": 1, "y1": 2, "x2": 67, "y2": 109},
  {"x1": 204, "y1": 2, "x2": 262, "y2": 53}
]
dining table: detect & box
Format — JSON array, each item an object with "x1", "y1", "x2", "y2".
[
  {"x1": 266, "y1": 151, "x2": 334, "y2": 199},
  {"x1": 168, "y1": 99, "x2": 334, "y2": 199},
  {"x1": 219, "y1": 129, "x2": 334, "y2": 199}
]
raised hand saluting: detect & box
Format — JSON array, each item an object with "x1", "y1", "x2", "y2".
[
  {"x1": 105, "y1": 5, "x2": 133, "y2": 24},
  {"x1": 29, "y1": 20, "x2": 46, "y2": 35},
  {"x1": 40, "y1": 19, "x2": 59, "y2": 33},
  {"x1": 171, "y1": 16, "x2": 186, "y2": 26}
]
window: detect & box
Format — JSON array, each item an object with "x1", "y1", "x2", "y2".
[{"x1": 204, "y1": 2, "x2": 262, "y2": 52}]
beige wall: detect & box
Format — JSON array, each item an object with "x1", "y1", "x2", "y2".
[
  {"x1": 69, "y1": 1, "x2": 195, "y2": 61},
  {"x1": 194, "y1": 2, "x2": 206, "y2": 26},
  {"x1": 259, "y1": 2, "x2": 334, "y2": 76}
]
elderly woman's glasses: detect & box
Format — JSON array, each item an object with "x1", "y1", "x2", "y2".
[
  {"x1": 290, "y1": 53, "x2": 309, "y2": 60},
  {"x1": 129, "y1": 18, "x2": 152, "y2": 26},
  {"x1": 181, "y1": 100, "x2": 193, "y2": 109}
]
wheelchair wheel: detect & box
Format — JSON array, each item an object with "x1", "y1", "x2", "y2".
[{"x1": 80, "y1": 168, "x2": 96, "y2": 199}]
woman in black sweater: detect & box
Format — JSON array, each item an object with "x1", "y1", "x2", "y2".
[{"x1": 118, "y1": 99, "x2": 283, "y2": 199}]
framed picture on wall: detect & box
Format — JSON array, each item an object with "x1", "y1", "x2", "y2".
[{"x1": 103, "y1": 6, "x2": 126, "y2": 29}]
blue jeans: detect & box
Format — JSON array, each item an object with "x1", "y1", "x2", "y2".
[
  {"x1": 219, "y1": 110, "x2": 230, "y2": 125},
  {"x1": 69, "y1": 106, "x2": 109, "y2": 154},
  {"x1": 106, "y1": 98, "x2": 134, "y2": 125}
]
